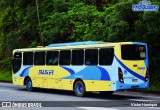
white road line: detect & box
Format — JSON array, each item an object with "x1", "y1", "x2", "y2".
[
  {"x1": 0, "y1": 90, "x2": 16, "y2": 92},
  {"x1": 78, "y1": 107, "x2": 118, "y2": 110},
  {"x1": 128, "y1": 99, "x2": 157, "y2": 102}
]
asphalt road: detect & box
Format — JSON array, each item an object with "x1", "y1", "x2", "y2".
[{"x1": 0, "y1": 82, "x2": 160, "y2": 110}]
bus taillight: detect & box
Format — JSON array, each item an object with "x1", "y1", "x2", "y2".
[
  {"x1": 145, "y1": 68, "x2": 149, "y2": 82},
  {"x1": 118, "y1": 67, "x2": 124, "y2": 83}
]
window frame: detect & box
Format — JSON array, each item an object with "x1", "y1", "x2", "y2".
[
  {"x1": 59, "y1": 50, "x2": 71, "y2": 65},
  {"x1": 34, "y1": 51, "x2": 46, "y2": 65},
  {"x1": 99, "y1": 47, "x2": 114, "y2": 65},
  {"x1": 23, "y1": 52, "x2": 34, "y2": 65},
  {"x1": 46, "y1": 51, "x2": 59, "y2": 65},
  {"x1": 71, "y1": 49, "x2": 84, "y2": 65},
  {"x1": 85, "y1": 48, "x2": 99, "y2": 65},
  {"x1": 121, "y1": 44, "x2": 146, "y2": 60}
]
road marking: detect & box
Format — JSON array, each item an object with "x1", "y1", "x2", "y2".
[
  {"x1": 78, "y1": 107, "x2": 118, "y2": 110},
  {"x1": 0, "y1": 90, "x2": 16, "y2": 92},
  {"x1": 128, "y1": 99, "x2": 157, "y2": 102}
]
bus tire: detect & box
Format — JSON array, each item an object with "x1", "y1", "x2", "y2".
[
  {"x1": 74, "y1": 81, "x2": 86, "y2": 97},
  {"x1": 26, "y1": 78, "x2": 33, "y2": 91},
  {"x1": 100, "y1": 91, "x2": 114, "y2": 97}
]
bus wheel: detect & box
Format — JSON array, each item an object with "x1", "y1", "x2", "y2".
[
  {"x1": 100, "y1": 91, "x2": 114, "y2": 97},
  {"x1": 26, "y1": 78, "x2": 33, "y2": 91},
  {"x1": 74, "y1": 81, "x2": 85, "y2": 97}
]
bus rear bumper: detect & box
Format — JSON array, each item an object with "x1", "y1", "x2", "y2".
[{"x1": 115, "y1": 81, "x2": 149, "y2": 90}]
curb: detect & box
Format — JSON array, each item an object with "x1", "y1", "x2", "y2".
[{"x1": 0, "y1": 80, "x2": 12, "y2": 83}]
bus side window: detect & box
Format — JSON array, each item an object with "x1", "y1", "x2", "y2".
[
  {"x1": 23, "y1": 52, "x2": 33, "y2": 65},
  {"x1": 85, "y1": 59, "x2": 91, "y2": 65},
  {"x1": 34, "y1": 52, "x2": 45, "y2": 65},
  {"x1": 99, "y1": 48, "x2": 114, "y2": 65},
  {"x1": 59, "y1": 50, "x2": 71, "y2": 65},
  {"x1": 46, "y1": 51, "x2": 59, "y2": 65},
  {"x1": 72, "y1": 50, "x2": 84, "y2": 65},
  {"x1": 85, "y1": 49, "x2": 98, "y2": 65}
]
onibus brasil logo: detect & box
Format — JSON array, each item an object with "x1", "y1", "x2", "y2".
[{"x1": 132, "y1": 0, "x2": 159, "y2": 12}]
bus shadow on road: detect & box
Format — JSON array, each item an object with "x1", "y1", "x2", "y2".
[{"x1": 17, "y1": 87, "x2": 143, "y2": 100}]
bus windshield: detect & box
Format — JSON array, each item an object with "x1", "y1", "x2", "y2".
[{"x1": 121, "y1": 44, "x2": 146, "y2": 60}]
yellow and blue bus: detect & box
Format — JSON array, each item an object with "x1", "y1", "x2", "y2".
[{"x1": 12, "y1": 41, "x2": 149, "y2": 97}]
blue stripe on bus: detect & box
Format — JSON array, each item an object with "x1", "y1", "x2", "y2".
[
  {"x1": 97, "y1": 66, "x2": 110, "y2": 80},
  {"x1": 61, "y1": 66, "x2": 75, "y2": 75},
  {"x1": 144, "y1": 44, "x2": 149, "y2": 68},
  {"x1": 63, "y1": 66, "x2": 110, "y2": 80},
  {"x1": 115, "y1": 56, "x2": 145, "y2": 81},
  {"x1": 20, "y1": 66, "x2": 32, "y2": 77}
]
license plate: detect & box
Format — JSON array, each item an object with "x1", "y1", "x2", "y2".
[{"x1": 132, "y1": 79, "x2": 138, "y2": 82}]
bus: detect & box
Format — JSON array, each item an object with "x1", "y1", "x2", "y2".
[{"x1": 12, "y1": 41, "x2": 149, "y2": 97}]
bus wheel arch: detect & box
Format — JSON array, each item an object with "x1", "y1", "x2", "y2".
[
  {"x1": 24, "y1": 76, "x2": 30, "y2": 85},
  {"x1": 73, "y1": 79, "x2": 86, "y2": 97},
  {"x1": 24, "y1": 76, "x2": 33, "y2": 91}
]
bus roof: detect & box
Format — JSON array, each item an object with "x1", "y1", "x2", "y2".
[
  {"x1": 47, "y1": 41, "x2": 104, "y2": 47},
  {"x1": 13, "y1": 41, "x2": 147, "y2": 53}
]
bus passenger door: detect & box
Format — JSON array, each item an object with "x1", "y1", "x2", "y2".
[{"x1": 12, "y1": 52, "x2": 22, "y2": 85}]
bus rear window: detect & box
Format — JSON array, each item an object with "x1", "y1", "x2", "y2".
[{"x1": 121, "y1": 45, "x2": 146, "y2": 60}]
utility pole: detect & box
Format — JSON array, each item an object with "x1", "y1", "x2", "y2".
[{"x1": 36, "y1": 0, "x2": 43, "y2": 46}]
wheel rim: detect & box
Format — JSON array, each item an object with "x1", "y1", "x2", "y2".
[
  {"x1": 27, "y1": 80, "x2": 32, "y2": 89},
  {"x1": 76, "y1": 83, "x2": 83, "y2": 94}
]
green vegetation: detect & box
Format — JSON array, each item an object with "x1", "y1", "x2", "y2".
[
  {"x1": 0, "y1": 0, "x2": 160, "y2": 91},
  {"x1": 0, "y1": 57, "x2": 12, "y2": 81},
  {"x1": 146, "y1": 85, "x2": 160, "y2": 92},
  {"x1": 0, "y1": 71, "x2": 12, "y2": 82}
]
